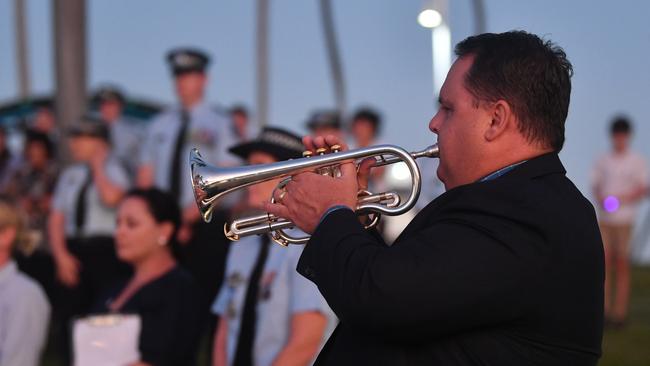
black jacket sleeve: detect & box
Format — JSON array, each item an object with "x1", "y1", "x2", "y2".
[{"x1": 297, "y1": 208, "x2": 543, "y2": 342}]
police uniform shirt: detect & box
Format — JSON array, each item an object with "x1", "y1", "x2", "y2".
[
  {"x1": 52, "y1": 157, "x2": 130, "y2": 238},
  {"x1": 212, "y1": 235, "x2": 336, "y2": 366},
  {"x1": 140, "y1": 103, "x2": 238, "y2": 207},
  {"x1": 110, "y1": 116, "x2": 145, "y2": 178}
]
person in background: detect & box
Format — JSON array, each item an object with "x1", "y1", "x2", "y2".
[
  {"x1": 349, "y1": 108, "x2": 381, "y2": 149},
  {"x1": 92, "y1": 85, "x2": 144, "y2": 180},
  {"x1": 592, "y1": 116, "x2": 649, "y2": 328},
  {"x1": 305, "y1": 110, "x2": 344, "y2": 140},
  {"x1": 230, "y1": 105, "x2": 250, "y2": 142},
  {"x1": 48, "y1": 116, "x2": 131, "y2": 362},
  {"x1": 212, "y1": 127, "x2": 333, "y2": 366},
  {"x1": 7, "y1": 130, "x2": 59, "y2": 299},
  {"x1": 30, "y1": 97, "x2": 57, "y2": 138},
  {"x1": 137, "y1": 48, "x2": 238, "y2": 341},
  {"x1": 94, "y1": 188, "x2": 202, "y2": 366},
  {"x1": 0, "y1": 126, "x2": 21, "y2": 193},
  {"x1": 7, "y1": 130, "x2": 58, "y2": 248},
  {"x1": 0, "y1": 198, "x2": 50, "y2": 366},
  {"x1": 348, "y1": 108, "x2": 386, "y2": 190}
]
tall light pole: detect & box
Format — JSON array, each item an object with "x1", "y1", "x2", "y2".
[
  {"x1": 14, "y1": 0, "x2": 30, "y2": 99},
  {"x1": 320, "y1": 0, "x2": 346, "y2": 117},
  {"x1": 470, "y1": 0, "x2": 486, "y2": 34},
  {"x1": 418, "y1": 0, "x2": 451, "y2": 98},
  {"x1": 256, "y1": 0, "x2": 269, "y2": 128}
]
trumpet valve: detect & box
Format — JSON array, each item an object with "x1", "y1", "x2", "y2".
[
  {"x1": 330, "y1": 144, "x2": 341, "y2": 153},
  {"x1": 302, "y1": 150, "x2": 313, "y2": 158},
  {"x1": 224, "y1": 223, "x2": 240, "y2": 242}
]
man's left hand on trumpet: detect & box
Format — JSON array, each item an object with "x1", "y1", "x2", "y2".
[{"x1": 264, "y1": 135, "x2": 373, "y2": 234}]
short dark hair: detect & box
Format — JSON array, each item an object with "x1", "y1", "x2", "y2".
[
  {"x1": 230, "y1": 105, "x2": 248, "y2": 117},
  {"x1": 455, "y1": 31, "x2": 573, "y2": 151},
  {"x1": 610, "y1": 116, "x2": 632, "y2": 135},
  {"x1": 352, "y1": 108, "x2": 381, "y2": 135},
  {"x1": 25, "y1": 129, "x2": 55, "y2": 159},
  {"x1": 124, "y1": 188, "x2": 182, "y2": 258}
]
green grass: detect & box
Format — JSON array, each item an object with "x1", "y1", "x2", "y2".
[
  {"x1": 599, "y1": 266, "x2": 650, "y2": 366},
  {"x1": 41, "y1": 267, "x2": 650, "y2": 365}
]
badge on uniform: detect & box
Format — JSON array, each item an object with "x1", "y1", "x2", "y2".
[
  {"x1": 227, "y1": 272, "x2": 244, "y2": 288},
  {"x1": 258, "y1": 271, "x2": 277, "y2": 301},
  {"x1": 227, "y1": 300, "x2": 238, "y2": 319},
  {"x1": 226, "y1": 272, "x2": 245, "y2": 319}
]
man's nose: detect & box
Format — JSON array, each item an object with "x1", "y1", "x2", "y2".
[{"x1": 428, "y1": 114, "x2": 440, "y2": 134}]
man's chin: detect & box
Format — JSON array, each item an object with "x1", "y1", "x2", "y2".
[
  {"x1": 436, "y1": 168, "x2": 452, "y2": 191},
  {"x1": 436, "y1": 167, "x2": 446, "y2": 184}
]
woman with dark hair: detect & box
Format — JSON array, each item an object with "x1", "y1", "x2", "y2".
[{"x1": 94, "y1": 188, "x2": 203, "y2": 366}]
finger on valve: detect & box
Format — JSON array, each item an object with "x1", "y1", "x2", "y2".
[{"x1": 324, "y1": 135, "x2": 348, "y2": 151}]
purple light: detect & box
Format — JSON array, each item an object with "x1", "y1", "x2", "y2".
[{"x1": 604, "y1": 196, "x2": 620, "y2": 213}]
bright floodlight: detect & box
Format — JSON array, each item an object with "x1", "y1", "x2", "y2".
[{"x1": 418, "y1": 9, "x2": 443, "y2": 28}]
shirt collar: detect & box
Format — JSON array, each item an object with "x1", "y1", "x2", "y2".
[
  {"x1": 180, "y1": 101, "x2": 207, "y2": 115},
  {"x1": 478, "y1": 160, "x2": 527, "y2": 182},
  {"x1": 0, "y1": 260, "x2": 18, "y2": 285}
]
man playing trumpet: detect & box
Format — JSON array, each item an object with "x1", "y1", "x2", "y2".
[{"x1": 265, "y1": 31, "x2": 604, "y2": 366}]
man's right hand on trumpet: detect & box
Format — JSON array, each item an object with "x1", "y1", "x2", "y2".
[{"x1": 264, "y1": 134, "x2": 375, "y2": 235}]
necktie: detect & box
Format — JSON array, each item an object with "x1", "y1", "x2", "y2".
[
  {"x1": 233, "y1": 236, "x2": 271, "y2": 366},
  {"x1": 169, "y1": 109, "x2": 190, "y2": 199},
  {"x1": 74, "y1": 166, "x2": 92, "y2": 237}
]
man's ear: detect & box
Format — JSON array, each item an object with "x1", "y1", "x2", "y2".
[{"x1": 484, "y1": 100, "x2": 514, "y2": 142}]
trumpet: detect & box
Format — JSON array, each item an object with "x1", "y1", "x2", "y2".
[{"x1": 190, "y1": 143, "x2": 439, "y2": 246}]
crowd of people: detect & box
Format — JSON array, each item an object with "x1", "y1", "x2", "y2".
[
  {"x1": 0, "y1": 31, "x2": 648, "y2": 366},
  {"x1": 0, "y1": 47, "x2": 387, "y2": 366}
]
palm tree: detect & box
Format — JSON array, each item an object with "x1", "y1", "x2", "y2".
[{"x1": 256, "y1": 0, "x2": 270, "y2": 127}]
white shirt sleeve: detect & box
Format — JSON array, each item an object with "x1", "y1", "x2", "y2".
[
  {"x1": 636, "y1": 156, "x2": 649, "y2": 188},
  {"x1": 51, "y1": 168, "x2": 71, "y2": 211},
  {"x1": 139, "y1": 116, "x2": 162, "y2": 166},
  {"x1": 288, "y1": 249, "x2": 329, "y2": 314},
  {"x1": 105, "y1": 158, "x2": 131, "y2": 189},
  {"x1": 0, "y1": 280, "x2": 51, "y2": 366},
  {"x1": 212, "y1": 282, "x2": 231, "y2": 316}
]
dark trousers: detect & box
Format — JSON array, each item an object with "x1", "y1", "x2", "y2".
[
  {"x1": 55, "y1": 236, "x2": 132, "y2": 363},
  {"x1": 180, "y1": 210, "x2": 231, "y2": 365},
  {"x1": 15, "y1": 249, "x2": 56, "y2": 301}
]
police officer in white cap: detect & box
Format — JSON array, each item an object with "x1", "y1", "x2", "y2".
[
  {"x1": 137, "y1": 47, "x2": 238, "y2": 330},
  {"x1": 48, "y1": 115, "x2": 132, "y2": 362},
  {"x1": 92, "y1": 85, "x2": 144, "y2": 181}
]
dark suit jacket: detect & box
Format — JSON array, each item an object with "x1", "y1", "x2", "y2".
[{"x1": 297, "y1": 153, "x2": 604, "y2": 366}]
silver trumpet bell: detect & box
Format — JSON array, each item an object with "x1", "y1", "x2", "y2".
[{"x1": 189, "y1": 143, "x2": 439, "y2": 246}]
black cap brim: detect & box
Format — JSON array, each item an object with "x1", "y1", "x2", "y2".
[
  {"x1": 172, "y1": 67, "x2": 206, "y2": 76},
  {"x1": 229, "y1": 141, "x2": 301, "y2": 162}
]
